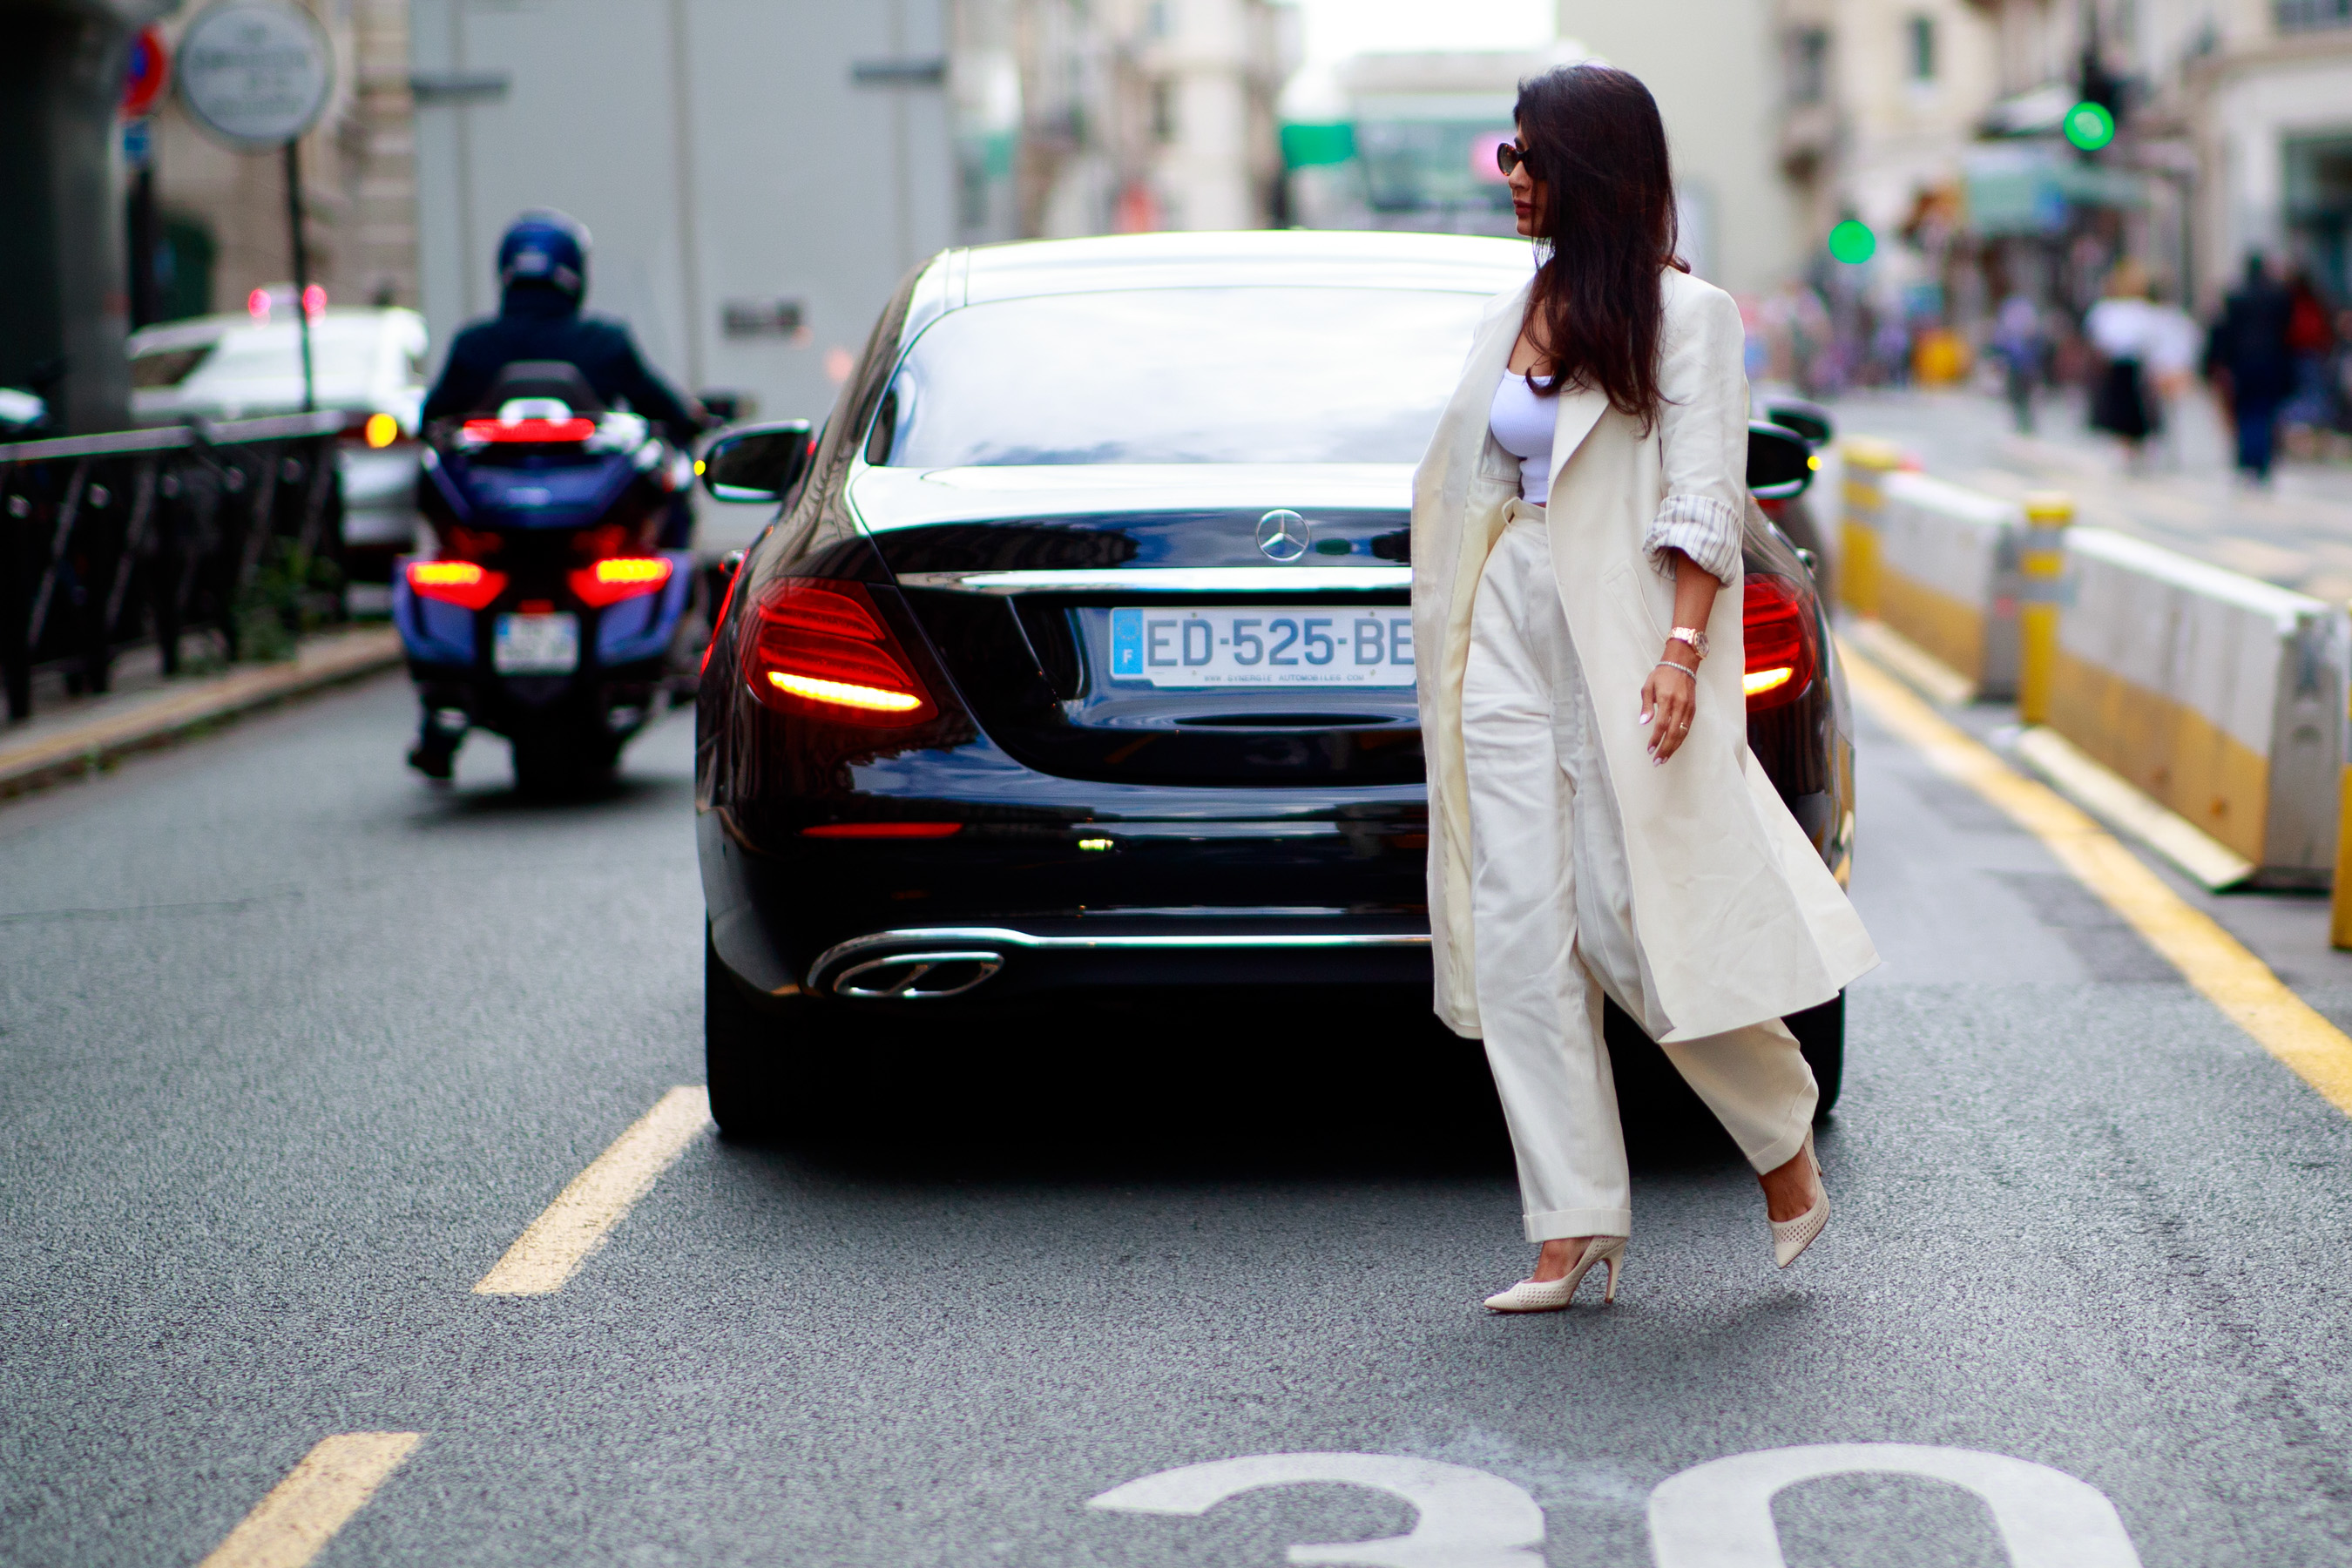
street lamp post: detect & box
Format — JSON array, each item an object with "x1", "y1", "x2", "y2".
[{"x1": 173, "y1": 1, "x2": 335, "y2": 413}]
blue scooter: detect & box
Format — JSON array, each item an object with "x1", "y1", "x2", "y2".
[{"x1": 395, "y1": 361, "x2": 696, "y2": 792}]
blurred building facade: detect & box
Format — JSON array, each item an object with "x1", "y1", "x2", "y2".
[
  {"x1": 1554, "y1": 0, "x2": 1809, "y2": 295},
  {"x1": 1014, "y1": 0, "x2": 1290, "y2": 238},
  {"x1": 1281, "y1": 48, "x2": 1571, "y2": 242},
  {"x1": 1761, "y1": 0, "x2": 2352, "y2": 377},
  {"x1": 1278, "y1": 2, "x2": 1808, "y2": 297},
  {"x1": 1976, "y1": 0, "x2": 2352, "y2": 306},
  {"x1": 97, "y1": 0, "x2": 1286, "y2": 443},
  {"x1": 135, "y1": 0, "x2": 418, "y2": 322}
]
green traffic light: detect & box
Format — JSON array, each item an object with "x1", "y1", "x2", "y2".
[
  {"x1": 2065, "y1": 101, "x2": 2115, "y2": 151},
  {"x1": 1828, "y1": 220, "x2": 1876, "y2": 265}
]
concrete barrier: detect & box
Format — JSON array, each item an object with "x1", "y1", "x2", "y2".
[
  {"x1": 1872, "y1": 471, "x2": 2024, "y2": 700},
  {"x1": 2049, "y1": 526, "x2": 2347, "y2": 886}
]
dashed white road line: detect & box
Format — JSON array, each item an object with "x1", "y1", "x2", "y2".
[{"x1": 474, "y1": 1085, "x2": 713, "y2": 1296}]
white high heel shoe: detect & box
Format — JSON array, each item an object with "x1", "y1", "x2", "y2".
[
  {"x1": 1770, "y1": 1129, "x2": 1828, "y2": 1268},
  {"x1": 1483, "y1": 1235, "x2": 1625, "y2": 1313}
]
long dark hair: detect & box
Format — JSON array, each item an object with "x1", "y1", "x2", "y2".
[{"x1": 1513, "y1": 64, "x2": 1685, "y2": 430}]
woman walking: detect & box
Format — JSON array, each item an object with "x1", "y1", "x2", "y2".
[
  {"x1": 2085, "y1": 260, "x2": 2162, "y2": 468},
  {"x1": 1409, "y1": 65, "x2": 1878, "y2": 1314}
]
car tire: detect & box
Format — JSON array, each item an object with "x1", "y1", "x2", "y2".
[
  {"x1": 705, "y1": 928, "x2": 848, "y2": 1142},
  {"x1": 1787, "y1": 989, "x2": 1844, "y2": 1121}
]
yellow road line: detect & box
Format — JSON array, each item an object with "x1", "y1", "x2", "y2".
[
  {"x1": 474, "y1": 1086, "x2": 713, "y2": 1296},
  {"x1": 196, "y1": 1432, "x2": 422, "y2": 1568},
  {"x1": 1843, "y1": 645, "x2": 2352, "y2": 1118}
]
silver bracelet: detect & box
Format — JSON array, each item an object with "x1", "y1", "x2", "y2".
[{"x1": 1652, "y1": 659, "x2": 1698, "y2": 680}]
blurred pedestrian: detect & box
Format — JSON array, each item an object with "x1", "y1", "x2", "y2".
[
  {"x1": 2203, "y1": 254, "x2": 2295, "y2": 483},
  {"x1": 2085, "y1": 259, "x2": 2160, "y2": 467},
  {"x1": 1872, "y1": 315, "x2": 1910, "y2": 387},
  {"x1": 1417, "y1": 64, "x2": 1876, "y2": 1314},
  {"x1": 2143, "y1": 279, "x2": 2203, "y2": 468},
  {"x1": 2283, "y1": 270, "x2": 2337, "y2": 432},
  {"x1": 1990, "y1": 292, "x2": 2045, "y2": 434}
]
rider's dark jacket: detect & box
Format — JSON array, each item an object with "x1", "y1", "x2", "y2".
[{"x1": 422, "y1": 283, "x2": 699, "y2": 441}]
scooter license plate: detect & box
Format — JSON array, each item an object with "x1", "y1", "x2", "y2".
[{"x1": 493, "y1": 612, "x2": 580, "y2": 674}]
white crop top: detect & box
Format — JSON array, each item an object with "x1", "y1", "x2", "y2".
[{"x1": 1489, "y1": 371, "x2": 1556, "y2": 504}]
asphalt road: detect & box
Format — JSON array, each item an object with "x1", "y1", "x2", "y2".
[{"x1": 7, "y1": 671, "x2": 2352, "y2": 1566}]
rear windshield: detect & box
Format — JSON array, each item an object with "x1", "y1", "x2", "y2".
[{"x1": 874, "y1": 287, "x2": 1491, "y2": 467}]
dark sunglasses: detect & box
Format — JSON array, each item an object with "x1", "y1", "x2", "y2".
[{"x1": 1496, "y1": 142, "x2": 1534, "y2": 178}]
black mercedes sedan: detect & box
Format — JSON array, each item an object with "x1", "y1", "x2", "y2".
[{"x1": 693, "y1": 232, "x2": 1854, "y2": 1138}]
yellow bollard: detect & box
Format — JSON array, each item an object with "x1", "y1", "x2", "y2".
[
  {"x1": 2017, "y1": 491, "x2": 2072, "y2": 727},
  {"x1": 1839, "y1": 438, "x2": 1902, "y2": 619}
]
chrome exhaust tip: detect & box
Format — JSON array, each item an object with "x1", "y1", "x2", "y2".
[{"x1": 829, "y1": 950, "x2": 1004, "y2": 1000}]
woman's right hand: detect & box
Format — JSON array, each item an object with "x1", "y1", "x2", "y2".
[{"x1": 1641, "y1": 651, "x2": 1700, "y2": 764}]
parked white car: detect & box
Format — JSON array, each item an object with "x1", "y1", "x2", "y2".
[{"x1": 129, "y1": 306, "x2": 430, "y2": 585}]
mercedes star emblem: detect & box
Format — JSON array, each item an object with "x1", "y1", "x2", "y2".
[{"x1": 1255, "y1": 509, "x2": 1309, "y2": 562}]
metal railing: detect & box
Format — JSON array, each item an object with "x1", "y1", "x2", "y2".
[{"x1": 1, "y1": 411, "x2": 346, "y2": 720}]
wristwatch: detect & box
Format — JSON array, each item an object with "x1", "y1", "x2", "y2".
[{"x1": 1669, "y1": 626, "x2": 1710, "y2": 660}]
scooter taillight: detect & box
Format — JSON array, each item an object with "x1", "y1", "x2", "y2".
[
  {"x1": 740, "y1": 579, "x2": 936, "y2": 727},
  {"x1": 1743, "y1": 574, "x2": 1818, "y2": 712},
  {"x1": 406, "y1": 559, "x2": 507, "y2": 611},
  {"x1": 568, "y1": 555, "x2": 674, "y2": 608}
]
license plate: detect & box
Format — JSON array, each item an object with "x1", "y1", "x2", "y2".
[
  {"x1": 1109, "y1": 606, "x2": 1414, "y2": 687},
  {"x1": 493, "y1": 612, "x2": 580, "y2": 674}
]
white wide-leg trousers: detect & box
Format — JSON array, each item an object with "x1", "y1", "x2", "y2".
[{"x1": 1462, "y1": 509, "x2": 1818, "y2": 1243}]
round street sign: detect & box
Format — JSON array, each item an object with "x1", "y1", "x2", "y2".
[
  {"x1": 176, "y1": 0, "x2": 335, "y2": 148},
  {"x1": 120, "y1": 26, "x2": 170, "y2": 120}
]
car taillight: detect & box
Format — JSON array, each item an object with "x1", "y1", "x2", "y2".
[
  {"x1": 568, "y1": 555, "x2": 674, "y2": 608},
  {"x1": 406, "y1": 559, "x2": 507, "y2": 611},
  {"x1": 1743, "y1": 574, "x2": 1817, "y2": 712},
  {"x1": 740, "y1": 578, "x2": 936, "y2": 727},
  {"x1": 799, "y1": 822, "x2": 963, "y2": 839}
]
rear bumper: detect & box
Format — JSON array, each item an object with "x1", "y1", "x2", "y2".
[{"x1": 700, "y1": 808, "x2": 1430, "y2": 1001}]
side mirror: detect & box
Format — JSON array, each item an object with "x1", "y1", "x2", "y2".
[
  {"x1": 1747, "y1": 421, "x2": 1816, "y2": 500},
  {"x1": 699, "y1": 420, "x2": 814, "y2": 504},
  {"x1": 1764, "y1": 400, "x2": 1834, "y2": 448}
]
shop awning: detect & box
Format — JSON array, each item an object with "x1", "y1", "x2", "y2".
[{"x1": 1963, "y1": 145, "x2": 2146, "y2": 234}]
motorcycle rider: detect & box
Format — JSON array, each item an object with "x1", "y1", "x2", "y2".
[{"x1": 410, "y1": 210, "x2": 704, "y2": 779}]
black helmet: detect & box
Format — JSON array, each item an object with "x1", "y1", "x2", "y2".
[{"x1": 497, "y1": 209, "x2": 590, "y2": 300}]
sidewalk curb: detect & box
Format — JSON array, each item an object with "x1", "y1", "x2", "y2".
[{"x1": 0, "y1": 628, "x2": 403, "y2": 801}]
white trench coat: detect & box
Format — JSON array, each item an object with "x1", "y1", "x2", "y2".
[{"x1": 1410, "y1": 267, "x2": 1878, "y2": 1044}]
